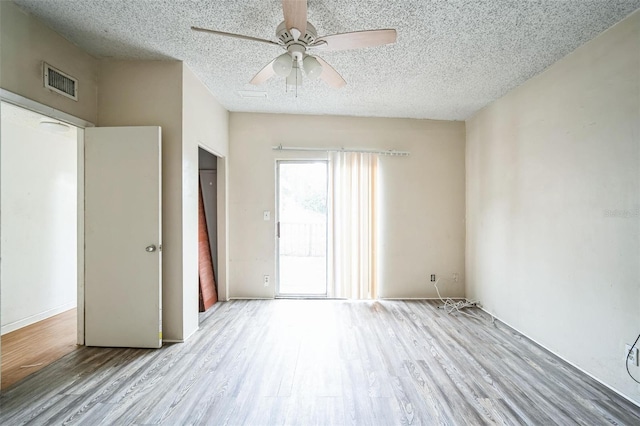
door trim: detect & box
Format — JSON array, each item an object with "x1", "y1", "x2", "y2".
[{"x1": 0, "y1": 89, "x2": 94, "y2": 128}]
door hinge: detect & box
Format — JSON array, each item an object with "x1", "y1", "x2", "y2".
[{"x1": 277, "y1": 222, "x2": 280, "y2": 238}]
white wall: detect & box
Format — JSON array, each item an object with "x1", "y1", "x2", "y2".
[
  {"x1": 1, "y1": 102, "x2": 77, "y2": 334},
  {"x1": 0, "y1": 1, "x2": 98, "y2": 124},
  {"x1": 466, "y1": 10, "x2": 640, "y2": 404},
  {"x1": 229, "y1": 113, "x2": 465, "y2": 299}
]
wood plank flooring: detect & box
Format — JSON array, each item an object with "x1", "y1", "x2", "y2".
[
  {"x1": 1, "y1": 308, "x2": 77, "y2": 390},
  {"x1": 1, "y1": 300, "x2": 639, "y2": 425}
]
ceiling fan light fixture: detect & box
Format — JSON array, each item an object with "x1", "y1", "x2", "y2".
[
  {"x1": 193, "y1": 0, "x2": 395, "y2": 91},
  {"x1": 302, "y1": 55, "x2": 322, "y2": 80},
  {"x1": 273, "y1": 53, "x2": 293, "y2": 77}
]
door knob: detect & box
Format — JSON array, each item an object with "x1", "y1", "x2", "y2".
[{"x1": 145, "y1": 245, "x2": 157, "y2": 252}]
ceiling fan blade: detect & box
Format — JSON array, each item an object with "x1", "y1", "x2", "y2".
[
  {"x1": 311, "y1": 29, "x2": 397, "y2": 51},
  {"x1": 282, "y1": 0, "x2": 307, "y2": 36},
  {"x1": 315, "y1": 57, "x2": 346, "y2": 88},
  {"x1": 250, "y1": 59, "x2": 277, "y2": 85},
  {"x1": 191, "y1": 27, "x2": 281, "y2": 47}
]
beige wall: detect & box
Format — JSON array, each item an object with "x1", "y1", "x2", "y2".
[
  {"x1": 229, "y1": 113, "x2": 465, "y2": 299},
  {"x1": 98, "y1": 61, "x2": 229, "y2": 340},
  {"x1": 98, "y1": 60, "x2": 187, "y2": 340},
  {"x1": 181, "y1": 65, "x2": 229, "y2": 332},
  {"x1": 466, "y1": 10, "x2": 640, "y2": 403},
  {"x1": 0, "y1": 1, "x2": 98, "y2": 123}
]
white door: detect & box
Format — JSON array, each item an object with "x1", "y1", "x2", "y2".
[{"x1": 84, "y1": 126, "x2": 162, "y2": 348}]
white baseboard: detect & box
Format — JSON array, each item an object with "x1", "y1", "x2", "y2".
[
  {"x1": 228, "y1": 297, "x2": 273, "y2": 300},
  {"x1": 183, "y1": 326, "x2": 198, "y2": 342},
  {"x1": 1, "y1": 302, "x2": 77, "y2": 335},
  {"x1": 479, "y1": 307, "x2": 640, "y2": 409},
  {"x1": 162, "y1": 326, "x2": 200, "y2": 344},
  {"x1": 381, "y1": 297, "x2": 464, "y2": 300},
  {"x1": 227, "y1": 297, "x2": 463, "y2": 301}
]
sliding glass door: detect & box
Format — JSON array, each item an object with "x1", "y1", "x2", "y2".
[{"x1": 276, "y1": 161, "x2": 328, "y2": 297}]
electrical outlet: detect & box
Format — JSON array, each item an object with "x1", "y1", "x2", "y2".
[
  {"x1": 453, "y1": 273, "x2": 459, "y2": 282},
  {"x1": 263, "y1": 275, "x2": 270, "y2": 287},
  {"x1": 626, "y1": 345, "x2": 638, "y2": 366},
  {"x1": 430, "y1": 274, "x2": 436, "y2": 282}
]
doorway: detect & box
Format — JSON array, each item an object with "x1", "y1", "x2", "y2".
[
  {"x1": 198, "y1": 148, "x2": 220, "y2": 317},
  {"x1": 0, "y1": 101, "x2": 79, "y2": 388},
  {"x1": 276, "y1": 161, "x2": 328, "y2": 297}
]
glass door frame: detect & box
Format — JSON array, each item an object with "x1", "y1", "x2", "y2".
[{"x1": 275, "y1": 159, "x2": 329, "y2": 298}]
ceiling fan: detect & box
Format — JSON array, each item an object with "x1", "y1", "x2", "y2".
[{"x1": 191, "y1": 0, "x2": 397, "y2": 89}]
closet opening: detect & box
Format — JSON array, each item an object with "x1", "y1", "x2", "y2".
[{"x1": 198, "y1": 148, "x2": 220, "y2": 318}]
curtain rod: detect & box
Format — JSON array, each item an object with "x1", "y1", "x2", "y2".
[{"x1": 272, "y1": 145, "x2": 410, "y2": 156}]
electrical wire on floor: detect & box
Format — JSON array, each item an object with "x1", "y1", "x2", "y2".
[
  {"x1": 627, "y1": 333, "x2": 640, "y2": 384},
  {"x1": 433, "y1": 278, "x2": 492, "y2": 323}
]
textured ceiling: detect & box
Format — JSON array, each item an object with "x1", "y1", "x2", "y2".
[{"x1": 12, "y1": 0, "x2": 640, "y2": 120}]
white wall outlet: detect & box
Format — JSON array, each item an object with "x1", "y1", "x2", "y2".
[
  {"x1": 626, "y1": 345, "x2": 638, "y2": 366},
  {"x1": 453, "y1": 273, "x2": 459, "y2": 282},
  {"x1": 263, "y1": 210, "x2": 270, "y2": 221},
  {"x1": 263, "y1": 275, "x2": 270, "y2": 287}
]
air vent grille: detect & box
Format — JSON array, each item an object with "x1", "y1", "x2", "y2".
[{"x1": 43, "y1": 63, "x2": 78, "y2": 101}]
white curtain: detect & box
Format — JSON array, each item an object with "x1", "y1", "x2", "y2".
[{"x1": 327, "y1": 152, "x2": 378, "y2": 299}]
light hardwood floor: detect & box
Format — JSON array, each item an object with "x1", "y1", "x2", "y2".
[
  {"x1": 1, "y1": 308, "x2": 77, "y2": 390},
  {"x1": 1, "y1": 300, "x2": 639, "y2": 425}
]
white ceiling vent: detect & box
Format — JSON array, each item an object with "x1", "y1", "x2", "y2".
[
  {"x1": 238, "y1": 90, "x2": 268, "y2": 99},
  {"x1": 43, "y1": 63, "x2": 78, "y2": 101}
]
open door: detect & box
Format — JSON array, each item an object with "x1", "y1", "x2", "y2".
[{"x1": 84, "y1": 127, "x2": 162, "y2": 348}]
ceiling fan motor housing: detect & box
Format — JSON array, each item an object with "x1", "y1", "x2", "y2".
[{"x1": 276, "y1": 21, "x2": 317, "y2": 46}]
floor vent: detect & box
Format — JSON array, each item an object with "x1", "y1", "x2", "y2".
[{"x1": 43, "y1": 63, "x2": 78, "y2": 101}]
